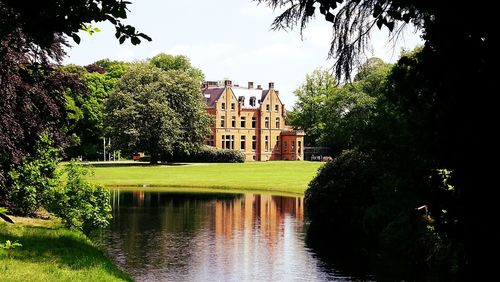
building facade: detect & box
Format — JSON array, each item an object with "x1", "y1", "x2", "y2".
[{"x1": 202, "y1": 80, "x2": 304, "y2": 161}]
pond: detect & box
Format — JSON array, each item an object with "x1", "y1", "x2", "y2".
[{"x1": 98, "y1": 189, "x2": 374, "y2": 281}]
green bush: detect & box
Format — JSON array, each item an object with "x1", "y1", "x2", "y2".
[
  {"x1": 305, "y1": 149, "x2": 376, "y2": 240},
  {"x1": 47, "y1": 162, "x2": 111, "y2": 234},
  {"x1": 5, "y1": 133, "x2": 111, "y2": 234},
  {"x1": 168, "y1": 146, "x2": 245, "y2": 163},
  {"x1": 7, "y1": 133, "x2": 60, "y2": 216}
]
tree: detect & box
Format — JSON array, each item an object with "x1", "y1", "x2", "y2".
[
  {"x1": 0, "y1": 32, "x2": 87, "y2": 204},
  {"x1": 106, "y1": 63, "x2": 211, "y2": 164},
  {"x1": 60, "y1": 60, "x2": 129, "y2": 160},
  {"x1": 1, "y1": 0, "x2": 151, "y2": 48},
  {"x1": 260, "y1": 0, "x2": 495, "y2": 271},
  {"x1": 289, "y1": 69, "x2": 337, "y2": 146},
  {"x1": 149, "y1": 53, "x2": 204, "y2": 82}
]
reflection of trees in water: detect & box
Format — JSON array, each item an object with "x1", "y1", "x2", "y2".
[{"x1": 105, "y1": 190, "x2": 306, "y2": 280}]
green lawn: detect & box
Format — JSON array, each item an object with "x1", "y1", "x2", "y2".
[
  {"x1": 88, "y1": 161, "x2": 323, "y2": 195},
  {"x1": 0, "y1": 217, "x2": 131, "y2": 282}
]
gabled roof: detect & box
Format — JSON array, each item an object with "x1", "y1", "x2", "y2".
[
  {"x1": 203, "y1": 87, "x2": 224, "y2": 107},
  {"x1": 202, "y1": 82, "x2": 284, "y2": 109}
]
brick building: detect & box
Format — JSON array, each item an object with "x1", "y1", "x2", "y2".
[{"x1": 202, "y1": 80, "x2": 304, "y2": 161}]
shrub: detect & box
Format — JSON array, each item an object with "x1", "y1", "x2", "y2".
[
  {"x1": 304, "y1": 149, "x2": 376, "y2": 240},
  {"x1": 7, "y1": 133, "x2": 60, "y2": 216},
  {"x1": 5, "y1": 133, "x2": 111, "y2": 233},
  {"x1": 167, "y1": 146, "x2": 245, "y2": 163},
  {"x1": 47, "y1": 162, "x2": 111, "y2": 234}
]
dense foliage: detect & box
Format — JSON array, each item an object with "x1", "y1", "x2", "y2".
[
  {"x1": 48, "y1": 162, "x2": 111, "y2": 233},
  {"x1": 0, "y1": 0, "x2": 150, "y2": 48},
  {"x1": 302, "y1": 53, "x2": 462, "y2": 272},
  {"x1": 106, "y1": 59, "x2": 211, "y2": 164},
  {"x1": 262, "y1": 0, "x2": 495, "y2": 272},
  {"x1": 61, "y1": 60, "x2": 129, "y2": 160},
  {"x1": 167, "y1": 146, "x2": 245, "y2": 163},
  {"x1": 6, "y1": 133, "x2": 60, "y2": 216}
]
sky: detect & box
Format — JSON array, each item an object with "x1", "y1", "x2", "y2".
[{"x1": 64, "y1": 0, "x2": 423, "y2": 109}]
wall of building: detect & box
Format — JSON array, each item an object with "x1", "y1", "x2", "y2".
[{"x1": 205, "y1": 81, "x2": 303, "y2": 161}]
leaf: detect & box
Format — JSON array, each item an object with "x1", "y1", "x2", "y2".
[
  {"x1": 131, "y1": 37, "x2": 141, "y2": 45},
  {"x1": 94, "y1": 27, "x2": 101, "y2": 33},
  {"x1": 115, "y1": 31, "x2": 121, "y2": 39},
  {"x1": 119, "y1": 36, "x2": 126, "y2": 44},
  {"x1": 325, "y1": 12, "x2": 335, "y2": 23},
  {"x1": 376, "y1": 18, "x2": 383, "y2": 29},
  {"x1": 385, "y1": 21, "x2": 395, "y2": 32},
  {"x1": 72, "y1": 34, "x2": 81, "y2": 44},
  {"x1": 373, "y1": 3, "x2": 382, "y2": 18},
  {"x1": 138, "y1": 33, "x2": 152, "y2": 41}
]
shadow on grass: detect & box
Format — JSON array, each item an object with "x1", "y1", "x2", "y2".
[{"x1": 0, "y1": 224, "x2": 131, "y2": 281}]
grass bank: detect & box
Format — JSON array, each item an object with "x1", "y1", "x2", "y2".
[
  {"x1": 88, "y1": 161, "x2": 323, "y2": 195},
  {"x1": 0, "y1": 217, "x2": 130, "y2": 282}
]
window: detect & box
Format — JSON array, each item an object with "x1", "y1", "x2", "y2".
[
  {"x1": 251, "y1": 117, "x2": 256, "y2": 128},
  {"x1": 298, "y1": 141, "x2": 302, "y2": 154},
  {"x1": 266, "y1": 104, "x2": 270, "y2": 111},
  {"x1": 222, "y1": 135, "x2": 234, "y2": 149},
  {"x1": 275, "y1": 104, "x2": 279, "y2": 112},
  {"x1": 231, "y1": 103, "x2": 235, "y2": 110},
  {"x1": 276, "y1": 136, "x2": 280, "y2": 148},
  {"x1": 250, "y1": 97, "x2": 256, "y2": 107},
  {"x1": 221, "y1": 102, "x2": 225, "y2": 110},
  {"x1": 231, "y1": 116, "x2": 236, "y2": 127},
  {"x1": 265, "y1": 136, "x2": 269, "y2": 151},
  {"x1": 275, "y1": 117, "x2": 280, "y2": 128},
  {"x1": 240, "y1": 116, "x2": 246, "y2": 128},
  {"x1": 265, "y1": 117, "x2": 269, "y2": 128},
  {"x1": 238, "y1": 96, "x2": 245, "y2": 103},
  {"x1": 240, "y1": 136, "x2": 246, "y2": 151},
  {"x1": 220, "y1": 116, "x2": 225, "y2": 127},
  {"x1": 252, "y1": 136, "x2": 256, "y2": 150}
]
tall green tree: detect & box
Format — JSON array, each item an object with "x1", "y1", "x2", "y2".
[
  {"x1": 149, "y1": 53, "x2": 204, "y2": 82},
  {"x1": 106, "y1": 63, "x2": 211, "y2": 164},
  {"x1": 290, "y1": 69, "x2": 336, "y2": 146}
]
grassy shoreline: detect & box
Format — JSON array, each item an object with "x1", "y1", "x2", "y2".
[
  {"x1": 87, "y1": 161, "x2": 323, "y2": 195},
  {"x1": 0, "y1": 217, "x2": 131, "y2": 282}
]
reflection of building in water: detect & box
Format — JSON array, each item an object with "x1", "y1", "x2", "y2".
[
  {"x1": 214, "y1": 194, "x2": 303, "y2": 242},
  {"x1": 132, "y1": 191, "x2": 145, "y2": 207}
]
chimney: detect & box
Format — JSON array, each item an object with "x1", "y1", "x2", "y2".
[
  {"x1": 224, "y1": 80, "x2": 232, "y2": 87},
  {"x1": 248, "y1": 81, "x2": 254, "y2": 89},
  {"x1": 257, "y1": 85, "x2": 262, "y2": 90},
  {"x1": 269, "y1": 82, "x2": 274, "y2": 89}
]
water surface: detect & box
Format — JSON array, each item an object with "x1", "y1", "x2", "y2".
[{"x1": 100, "y1": 189, "x2": 370, "y2": 281}]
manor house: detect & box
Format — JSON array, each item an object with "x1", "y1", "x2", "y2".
[{"x1": 202, "y1": 80, "x2": 304, "y2": 161}]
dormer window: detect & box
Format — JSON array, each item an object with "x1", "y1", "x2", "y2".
[
  {"x1": 250, "y1": 97, "x2": 256, "y2": 107},
  {"x1": 238, "y1": 96, "x2": 245, "y2": 104}
]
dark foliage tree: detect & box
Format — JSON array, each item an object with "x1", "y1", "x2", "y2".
[
  {"x1": 260, "y1": 0, "x2": 496, "y2": 272},
  {"x1": 0, "y1": 32, "x2": 87, "y2": 204}
]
